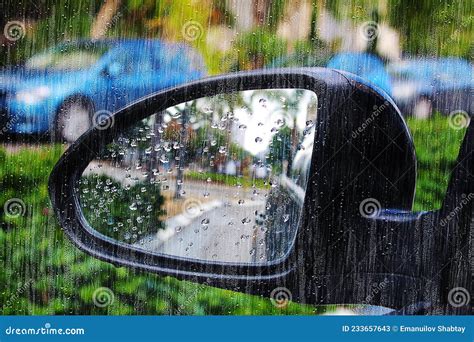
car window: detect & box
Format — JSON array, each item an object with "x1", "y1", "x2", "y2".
[
  {"x1": 157, "y1": 45, "x2": 205, "y2": 74},
  {"x1": 388, "y1": 68, "x2": 418, "y2": 81},
  {"x1": 25, "y1": 45, "x2": 109, "y2": 71},
  {"x1": 110, "y1": 50, "x2": 135, "y2": 74},
  {"x1": 111, "y1": 48, "x2": 157, "y2": 74}
]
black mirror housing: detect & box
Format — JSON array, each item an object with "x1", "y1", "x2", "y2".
[{"x1": 49, "y1": 68, "x2": 472, "y2": 314}]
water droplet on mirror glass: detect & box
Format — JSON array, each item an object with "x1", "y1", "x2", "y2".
[
  {"x1": 241, "y1": 217, "x2": 251, "y2": 224},
  {"x1": 276, "y1": 118, "x2": 285, "y2": 127}
]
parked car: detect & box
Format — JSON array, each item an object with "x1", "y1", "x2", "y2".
[
  {"x1": 388, "y1": 57, "x2": 473, "y2": 118},
  {"x1": 327, "y1": 52, "x2": 392, "y2": 96},
  {"x1": 0, "y1": 39, "x2": 206, "y2": 141}
]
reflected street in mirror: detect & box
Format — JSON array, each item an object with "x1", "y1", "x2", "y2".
[{"x1": 79, "y1": 89, "x2": 317, "y2": 264}]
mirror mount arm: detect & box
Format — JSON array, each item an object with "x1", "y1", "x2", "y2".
[
  {"x1": 302, "y1": 207, "x2": 470, "y2": 314},
  {"x1": 438, "y1": 120, "x2": 473, "y2": 314},
  {"x1": 370, "y1": 121, "x2": 473, "y2": 314}
]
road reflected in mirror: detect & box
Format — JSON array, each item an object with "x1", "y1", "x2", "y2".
[{"x1": 79, "y1": 89, "x2": 317, "y2": 264}]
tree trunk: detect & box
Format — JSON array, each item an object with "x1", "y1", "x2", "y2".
[{"x1": 90, "y1": 0, "x2": 122, "y2": 39}]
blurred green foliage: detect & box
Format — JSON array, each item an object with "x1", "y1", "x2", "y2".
[
  {"x1": 268, "y1": 39, "x2": 330, "y2": 68},
  {"x1": 327, "y1": 0, "x2": 472, "y2": 59},
  {"x1": 231, "y1": 30, "x2": 287, "y2": 70},
  {"x1": 186, "y1": 171, "x2": 269, "y2": 189},
  {"x1": 407, "y1": 115, "x2": 467, "y2": 211},
  {"x1": 388, "y1": 0, "x2": 473, "y2": 59}
]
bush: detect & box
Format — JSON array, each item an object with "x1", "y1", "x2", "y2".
[
  {"x1": 231, "y1": 30, "x2": 287, "y2": 70},
  {"x1": 407, "y1": 115, "x2": 467, "y2": 211},
  {"x1": 80, "y1": 174, "x2": 166, "y2": 244}
]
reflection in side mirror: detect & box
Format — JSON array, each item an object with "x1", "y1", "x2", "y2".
[{"x1": 79, "y1": 89, "x2": 317, "y2": 264}]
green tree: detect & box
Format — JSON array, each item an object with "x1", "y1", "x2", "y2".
[
  {"x1": 388, "y1": 0, "x2": 472, "y2": 58},
  {"x1": 80, "y1": 175, "x2": 166, "y2": 245}
]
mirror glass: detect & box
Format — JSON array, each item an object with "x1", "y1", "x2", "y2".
[{"x1": 78, "y1": 89, "x2": 317, "y2": 264}]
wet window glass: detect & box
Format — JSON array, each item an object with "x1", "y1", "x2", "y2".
[
  {"x1": 0, "y1": 0, "x2": 470, "y2": 316},
  {"x1": 25, "y1": 44, "x2": 109, "y2": 71}
]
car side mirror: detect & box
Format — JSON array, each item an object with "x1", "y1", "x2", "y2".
[{"x1": 48, "y1": 69, "x2": 473, "y2": 315}]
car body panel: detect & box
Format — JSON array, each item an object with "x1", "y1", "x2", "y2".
[{"x1": 0, "y1": 39, "x2": 206, "y2": 135}]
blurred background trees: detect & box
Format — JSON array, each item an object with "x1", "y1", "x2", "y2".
[{"x1": 1, "y1": 0, "x2": 472, "y2": 70}]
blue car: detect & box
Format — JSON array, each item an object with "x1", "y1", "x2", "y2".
[
  {"x1": 0, "y1": 39, "x2": 206, "y2": 141},
  {"x1": 327, "y1": 52, "x2": 392, "y2": 96},
  {"x1": 388, "y1": 57, "x2": 473, "y2": 118},
  {"x1": 267, "y1": 52, "x2": 392, "y2": 97}
]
